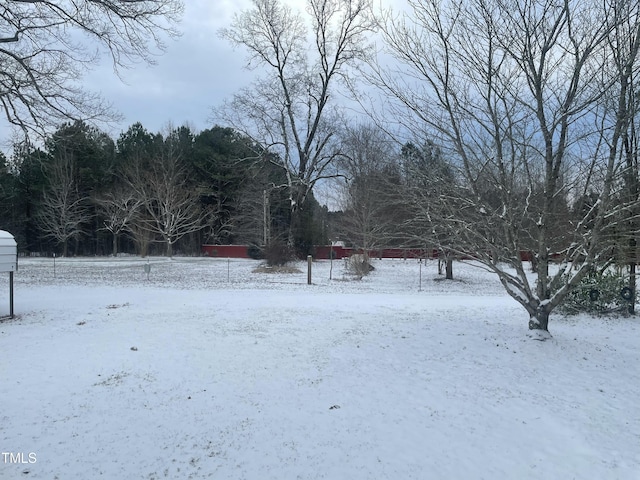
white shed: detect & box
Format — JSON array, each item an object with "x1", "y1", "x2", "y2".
[
  {"x1": 0, "y1": 230, "x2": 17, "y2": 272},
  {"x1": 0, "y1": 230, "x2": 17, "y2": 318}
]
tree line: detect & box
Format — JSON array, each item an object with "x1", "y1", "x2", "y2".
[{"x1": 0, "y1": 121, "x2": 329, "y2": 257}]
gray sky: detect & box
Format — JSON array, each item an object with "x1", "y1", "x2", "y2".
[
  {"x1": 88, "y1": 0, "x2": 397, "y2": 139},
  {"x1": 87, "y1": 0, "x2": 256, "y2": 138},
  {"x1": 1, "y1": 0, "x2": 399, "y2": 145}
]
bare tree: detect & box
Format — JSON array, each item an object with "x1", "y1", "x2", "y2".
[
  {"x1": 400, "y1": 141, "x2": 458, "y2": 279},
  {"x1": 125, "y1": 141, "x2": 204, "y2": 257},
  {"x1": 607, "y1": 2, "x2": 640, "y2": 314},
  {"x1": 37, "y1": 148, "x2": 90, "y2": 256},
  {"x1": 127, "y1": 212, "x2": 155, "y2": 257},
  {"x1": 367, "y1": 0, "x2": 640, "y2": 334},
  {"x1": 94, "y1": 187, "x2": 143, "y2": 256},
  {"x1": 0, "y1": 0, "x2": 183, "y2": 135},
  {"x1": 217, "y1": 0, "x2": 374, "y2": 248},
  {"x1": 233, "y1": 182, "x2": 276, "y2": 248},
  {"x1": 338, "y1": 123, "x2": 400, "y2": 257}
]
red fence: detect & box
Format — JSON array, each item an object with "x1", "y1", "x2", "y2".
[
  {"x1": 202, "y1": 244, "x2": 439, "y2": 260},
  {"x1": 201, "y1": 244, "x2": 543, "y2": 262},
  {"x1": 317, "y1": 248, "x2": 539, "y2": 262},
  {"x1": 311, "y1": 246, "x2": 439, "y2": 260}
]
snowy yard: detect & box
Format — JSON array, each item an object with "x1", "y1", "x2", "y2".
[{"x1": 0, "y1": 257, "x2": 638, "y2": 479}]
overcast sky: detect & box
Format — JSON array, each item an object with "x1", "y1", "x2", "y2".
[
  {"x1": 83, "y1": 0, "x2": 258, "y2": 139},
  {"x1": 0, "y1": 0, "x2": 400, "y2": 148},
  {"x1": 87, "y1": 0, "x2": 405, "y2": 140}
]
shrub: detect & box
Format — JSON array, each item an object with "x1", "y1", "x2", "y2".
[
  {"x1": 264, "y1": 243, "x2": 295, "y2": 266},
  {"x1": 345, "y1": 253, "x2": 375, "y2": 279},
  {"x1": 559, "y1": 269, "x2": 634, "y2": 315},
  {"x1": 247, "y1": 244, "x2": 264, "y2": 260}
]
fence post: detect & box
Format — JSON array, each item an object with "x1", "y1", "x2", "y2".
[
  {"x1": 9, "y1": 271, "x2": 14, "y2": 318},
  {"x1": 307, "y1": 255, "x2": 312, "y2": 285}
]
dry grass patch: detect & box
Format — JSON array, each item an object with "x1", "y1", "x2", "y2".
[{"x1": 252, "y1": 264, "x2": 302, "y2": 274}]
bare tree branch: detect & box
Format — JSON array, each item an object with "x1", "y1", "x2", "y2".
[
  {"x1": 216, "y1": 0, "x2": 374, "y2": 247},
  {"x1": 36, "y1": 147, "x2": 91, "y2": 255},
  {"x1": 368, "y1": 0, "x2": 640, "y2": 332},
  {"x1": 0, "y1": 0, "x2": 183, "y2": 136},
  {"x1": 124, "y1": 138, "x2": 205, "y2": 257}
]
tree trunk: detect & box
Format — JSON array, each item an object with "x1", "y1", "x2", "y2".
[
  {"x1": 166, "y1": 241, "x2": 173, "y2": 258},
  {"x1": 287, "y1": 222, "x2": 296, "y2": 249},
  {"x1": 288, "y1": 202, "x2": 302, "y2": 250},
  {"x1": 445, "y1": 256, "x2": 453, "y2": 280},
  {"x1": 112, "y1": 233, "x2": 118, "y2": 257},
  {"x1": 529, "y1": 308, "x2": 550, "y2": 331},
  {"x1": 63, "y1": 239, "x2": 68, "y2": 257},
  {"x1": 287, "y1": 197, "x2": 297, "y2": 249},
  {"x1": 629, "y1": 238, "x2": 636, "y2": 315}
]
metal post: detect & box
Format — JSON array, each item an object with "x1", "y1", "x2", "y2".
[
  {"x1": 227, "y1": 257, "x2": 230, "y2": 282},
  {"x1": 9, "y1": 271, "x2": 14, "y2": 318},
  {"x1": 307, "y1": 255, "x2": 312, "y2": 285},
  {"x1": 419, "y1": 258, "x2": 422, "y2": 292},
  {"x1": 329, "y1": 246, "x2": 333, "y2": 280}
]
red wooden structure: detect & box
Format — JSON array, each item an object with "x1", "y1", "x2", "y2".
[{"x1": 201, "y1": 244, "x2": 545, "y2": 263}]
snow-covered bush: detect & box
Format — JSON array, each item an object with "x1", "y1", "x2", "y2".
[
  {"x1": 345, "y1": 253, "x2": 375, "y2": 279},
  {"x1": 559, "y1": 270, "x2": 634, "y2": 315}
]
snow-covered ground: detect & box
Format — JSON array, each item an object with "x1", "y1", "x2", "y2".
[{"x1": 0, "y1": 257, "x2": 638, "y2": 479}]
